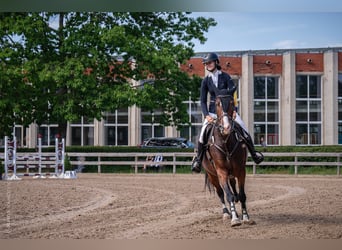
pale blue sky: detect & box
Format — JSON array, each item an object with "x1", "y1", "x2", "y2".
[{"x1": 191, "y1": 12, "x2": 342, "y2": 53}]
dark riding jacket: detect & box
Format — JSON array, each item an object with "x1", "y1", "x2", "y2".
[{"x1": 200, "y1": 71, "x2": 236, "y2": 117}]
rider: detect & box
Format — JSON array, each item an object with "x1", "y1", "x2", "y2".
[{"x1": 191, "y1": 52, "x2": 264, "y2": 173}]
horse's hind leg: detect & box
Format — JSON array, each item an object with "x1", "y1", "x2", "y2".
[{"x1": 238, "y1": 179, "x2": 256, "y2": 225}]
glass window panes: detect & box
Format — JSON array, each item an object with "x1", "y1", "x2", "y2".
[
  {"x1": 267, "y1": 77, "x2": 278, "y2": 99},
  {"x1": 104, "y1": 113, "x2": 116, "y2": 123},
  {"x1": 104, "y1": 126, "x2": 116, "y2": 145},
  {"x1": 254, "y1": 76, "x2": 266, "y2": 99},
  {"x1": 254, "y1": 124, "x2": 265, "y2": 144},
  {"x1": 117, "y1": 108, "x2": 128, "y2": 124},
  {"x1": 70, "y1": 116, "x2": 95, "y2": 146},
  {"x1": 71, "y1": 127, "x2": 82, "y2": 145},
  {"x1": 38, "y1": 125, "x2": 58, "y2": 146},
  {"x1": 296, "y1": 75, "x2": 308, "y2": 98},
  {"x1": 309, "y1": 100, "x2": 321, "y2": 121},
  {"x1": 295, "y1": 75, "x2": 322, "y2": 145},
  {"x1": 339, "y1": 124, "x2": 342, "y2": 144},
  {"x1": 253, "y1": 76, "x2": 279, "y2": 145},
  {"x1": 254, "y1": 101, "x2": 266, "y2": 122},
  {"x1": 140, "y1": 108, "x2": 165, "y2": 142},
  {"x1": 117, "y1": 126, "x2": 128, "y2": 145},
  {"x1": 309, "y1": 76, "x2": 321, "y2": 98},
  {"x1": 339, "y1": 99, "x2": 342, "y2": 121},
  {"x1": 296, "y1": 101, "x2": 308, "y2": 121},
  {"x1": 104, "y1": 109, "x2": 129, "y2": 146},
  {"x1": 190, "y1": 102, "x2": 202, "y2": 123},
  {"x1": 267, "y1": 102, "x2": 279, "y2": 122}
]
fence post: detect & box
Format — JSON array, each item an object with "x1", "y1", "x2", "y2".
[
  {"x1": 135, "y1": 155, "x2": 138, "y2": 174},
  {"x1": 337, "y1": 155, "x2": 341, "y2": 176},
  {"x1": 253, "y1": 164, "x2": 256, "y2": 175},
  {"x1": 173, "y1": 153, "x2": 176, "y2": 175},
  {"x1": 294, "y1": 155, "x2": 298, "y2": 175},
  {"x1": 98, "y1": 156, "x2": 101, "y2": 173}
]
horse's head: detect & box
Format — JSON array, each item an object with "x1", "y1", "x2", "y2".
[{"x1": 215, "y1": 89, "x2": 235, "y2": 136}]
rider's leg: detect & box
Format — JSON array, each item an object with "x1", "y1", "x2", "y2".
[
  {"x1": 234, "y1": 113, "x2": 264, "y2": 164},
  {"x1": 191, "y1": 118, "x2": 210, "y2": 173}
]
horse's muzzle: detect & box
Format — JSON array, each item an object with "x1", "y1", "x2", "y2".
[{"x1": 221, "y1": 115, "x2": 231, "y2": 135}]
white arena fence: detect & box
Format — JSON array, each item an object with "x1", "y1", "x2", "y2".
[
  {"x1": 0, "y1": 136, "x2": 75, "y2": 180},
  {"x1": 1, "y1": 150, "x2": 341, "y2": 177},
  {"x1": 64, "y1": 152, "x2": 342, "y2": 176}
]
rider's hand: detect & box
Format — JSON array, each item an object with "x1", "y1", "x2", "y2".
[
  {"x1": 233, "y1": 111, "x2": 237, "y2": 120},
  {"x1": 206, "y1": 115, "x2": 214, "y2": 123}
]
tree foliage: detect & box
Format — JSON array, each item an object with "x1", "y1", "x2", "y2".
[{"x1": 0, "y1": 12, "x2": 216, "y2": 137}]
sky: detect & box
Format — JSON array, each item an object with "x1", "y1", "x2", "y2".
[{"x1": 190, "y1": 12, "x2": 342, "y2": 53}]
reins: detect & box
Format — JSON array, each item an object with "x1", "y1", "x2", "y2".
[
  {"x1": 203, "y1": 92, "x2": 241, "y2": 176},
  {"x1": 204, "y1": 117, "x2": 241, "y2": 177}
]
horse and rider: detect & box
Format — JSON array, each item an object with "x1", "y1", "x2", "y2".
[
  {"x1": 191, "y1": 52, "x2": 264, "y2": 174},
  {"x1": 191, "y1": 52, "x2": 263, "y2": 226}
]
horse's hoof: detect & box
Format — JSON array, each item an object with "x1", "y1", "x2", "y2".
[
  {"x1": 223, "y1": 213, "x2": 230, "y2": 221},
  {"x1": 243, "y1": 219, "x2": 256, "y2": 225},
  {"x1": 231, "y1": 219, "x2": 242, "y2": 227}
]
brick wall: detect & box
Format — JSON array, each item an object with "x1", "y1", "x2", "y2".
[
  {"x1": 295, "y1": 53, "x2": 324, "y2": 72},
  {"x1": 180, "y1": 58, "x2": 204, "y2": 77},
  {"x1": 183, "y1": 50, "x2": 341, "y2": 77},
  {"x1": 338, "y1": 52, "x2": 342, "y2": 71},
  {"x1": 220, "y1": 56, "x2": 242, "y2": 76},
  {"x1": 253, "y1": 55, "x2": 283, "y2": 74}
]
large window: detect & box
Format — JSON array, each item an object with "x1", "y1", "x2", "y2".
[
  {"x1": 70, "y1": 117, "x2": 95, "y2": 146},
  {"x1": 104, "y1": 108, "x2": 129, "y2": 146},
  {"x1": 253, "y1": 76, "x2": 279, "y2": 145},
  {"x1": 38, "y1": 124, "x2": 59, "y2": 146},
  {"x1": 338, "y1": 74, "x2": 342, "y2": 144},
  {"x1": 179, "y1": 98, "x2": 202, "y2": 145},
  {"x1": 295, "y1": 75, "x2": 322, "y2": 145},
  {"x1": 141, "y1": 108, "x2": 165, "y2": 143}
]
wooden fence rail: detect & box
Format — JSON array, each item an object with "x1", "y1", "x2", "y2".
[{"x1": 1, "y1": 152, "x2": 341, "y2": 176}]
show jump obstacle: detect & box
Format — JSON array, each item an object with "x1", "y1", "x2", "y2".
[{"x1": 1, "y1": 136, "x2": 74, "y2": 180}]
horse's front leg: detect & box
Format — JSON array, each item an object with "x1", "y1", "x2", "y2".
[
  {"x1": 238, "y1": 180, "x2": 256, "y2": 225},
  {"x1": 218, "y1": 174, "x2": 241, "y2": 227},
  {"x1": 216, "y1": 186, "x2": 231, "y2": 220},
  {"x1": 229, "y1": 176, "x2": 239, "y2": 203}
]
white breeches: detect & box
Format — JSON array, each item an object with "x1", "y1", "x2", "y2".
[{"x1": 198, "y1": 112, "x2": 248, "y2": 143}]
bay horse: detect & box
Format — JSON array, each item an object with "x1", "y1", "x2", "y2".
[{"x1": 202, "y1": 89, "x2": 255, "y2": 227}]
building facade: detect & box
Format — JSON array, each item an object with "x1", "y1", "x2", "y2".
[{"x1": 9, "y1": 47, "x2": 342, "y2": 148}]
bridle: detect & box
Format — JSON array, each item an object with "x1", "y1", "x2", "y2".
[
  {"x1": 215, "y1": 94, "x2": 234, "y2": 135},
  {"x1": 208, "y1": 94, "x2": 240, "y2": 164}
]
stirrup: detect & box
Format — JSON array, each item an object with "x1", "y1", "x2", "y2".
[{"x1": 191, "y1": 158, "x2": 201, "y2": 173}]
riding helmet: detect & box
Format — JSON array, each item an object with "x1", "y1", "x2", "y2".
[{"x1": 202, "y1": 52, "x2": 219, "y2": 64}]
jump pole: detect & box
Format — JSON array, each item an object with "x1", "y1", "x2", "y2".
[
  {"x1": 4, "y1": 136, "x2": 21, "y2": 181},
  {"x1": 49, "y1": 137, "x2": 65, "y2": 178},
  {"x1": 32, "y1": 137, "x2": 45, "y2": 179}
]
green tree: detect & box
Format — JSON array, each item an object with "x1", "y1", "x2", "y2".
[{"x1": 0, "y1": 12, "x2": 216, "y2": 138}]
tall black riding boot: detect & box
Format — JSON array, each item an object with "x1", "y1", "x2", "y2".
[
  {"x1": 242, "y1": 131, "x2": 264, "y2": 164},
  {"x1": 191, "y1": 142, "x2": 204, "y2": 173},
  {"x1": 234, "y1": 123, "x2": 264, "y2": 164}
]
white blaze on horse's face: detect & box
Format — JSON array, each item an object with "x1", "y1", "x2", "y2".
[
  {"x1": 222, "y1": 114, "x2": 231, "y2": 135},
  {"x1": 217, "y1": 96, "x2": 231, "y2": 135}
]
